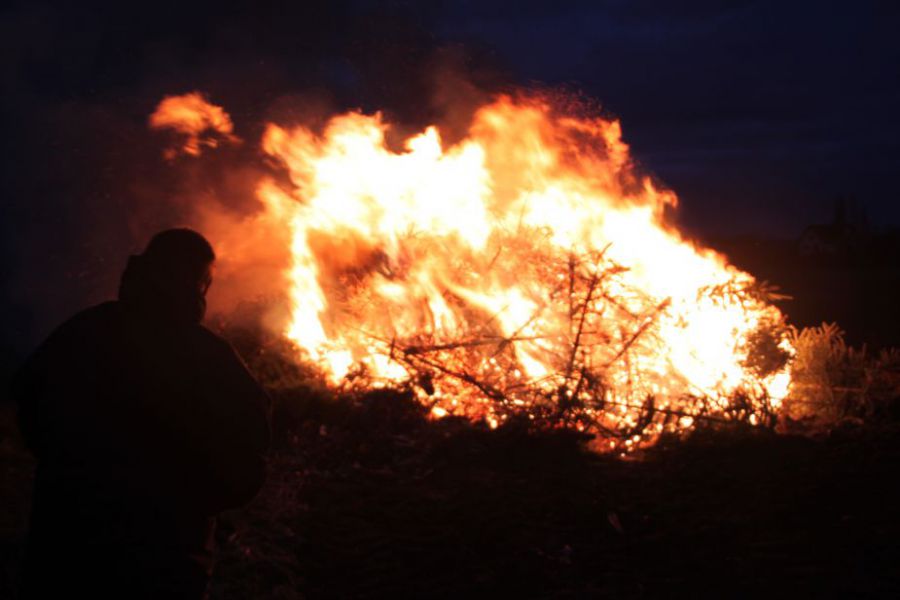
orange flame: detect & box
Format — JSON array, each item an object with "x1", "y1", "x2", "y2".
[
  {"x1": 149, "y1": 92, "x2": 238, "y2": 158},
  {"x1": 249, "y1": 93, "x2": 793, "y2": 447},
  {"x1": 149, "y1": 90, "x2": 794, "y2": 448}
]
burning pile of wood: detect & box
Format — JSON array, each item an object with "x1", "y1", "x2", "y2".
[
  {"x1": 153, "y1": 91, "x2": 796, "y2": 449},
  {"x1": 331, "y1": 245, "x2": 791, "y2": 449}
]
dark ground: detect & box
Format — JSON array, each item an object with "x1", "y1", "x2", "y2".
[{"x1": 4, "y1": 387, "x2": 897, "y2": 599}]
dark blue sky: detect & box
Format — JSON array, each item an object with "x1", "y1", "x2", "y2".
[{"x1": 428, "y1": 1, "x2": 900, "y2": 234}]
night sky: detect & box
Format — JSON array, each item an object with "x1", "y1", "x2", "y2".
[
  {"x1": 2, "y1": 0, "x2": 899, "y2": 356},
  {"x1": 435, "y1": 1, "x2": 900, "y2": 234}
]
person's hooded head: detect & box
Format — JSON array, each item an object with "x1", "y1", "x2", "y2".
[{"x1": 118, "y1": 229, "x2": 215, "y2": 325}]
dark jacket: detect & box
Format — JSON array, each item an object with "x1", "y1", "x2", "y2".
[{"x1": 12, "y1": 299, "x2": 270, "y2": 598}]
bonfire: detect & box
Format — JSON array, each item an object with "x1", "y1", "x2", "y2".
[{"x1": 151, "y1": 91, "x2": 795, "y2": 450}]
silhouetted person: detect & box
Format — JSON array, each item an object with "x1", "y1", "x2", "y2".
[{"x1": 11, "y1": 229, "x2": 270, "y2": 599}]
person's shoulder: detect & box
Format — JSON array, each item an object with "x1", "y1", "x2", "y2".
[
  {"x1": 190, "y1": 324, "x2": 241, "y2": 358},
  {"x1": 72, "y1": 301, "x2": 124, "y2": 323},
  {"x1": 48, "y1": 301, "x2": 124, "y2": 339},
  {"x1": 17, "y1": 302, "x2": 126, "y2": 371},
  {"x1": 192, "y1": 323, "x2": 230, "y2": 347},
  {"x1": 189, "y1": 325, "x2": 258, "y2": 377}
]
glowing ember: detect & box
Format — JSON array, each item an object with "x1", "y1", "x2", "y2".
[{"x1": 157, "y1": 91, "x2": 794, "y2": 448}]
